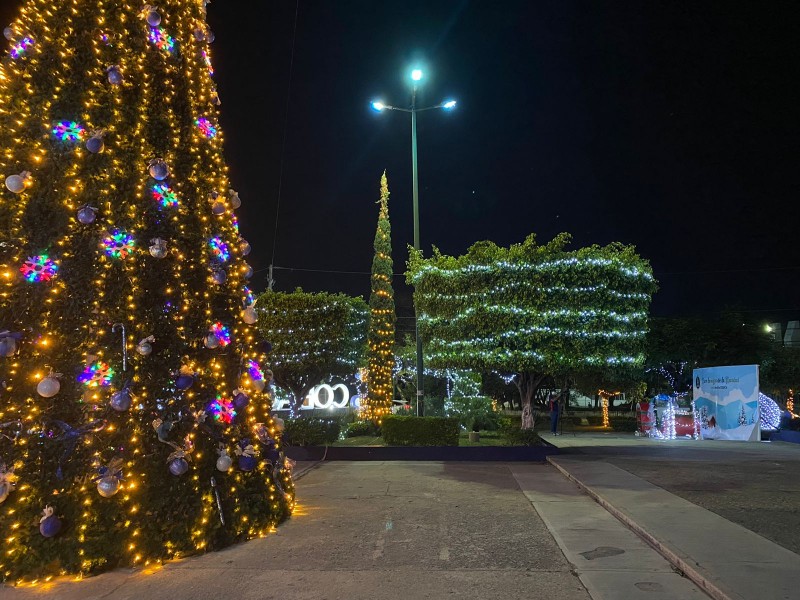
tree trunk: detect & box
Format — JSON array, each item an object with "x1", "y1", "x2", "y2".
[{"x1": 514, "y1": 372, "x2": 545, "y2": 430}]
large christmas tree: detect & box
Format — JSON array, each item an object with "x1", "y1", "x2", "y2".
[
  {"x1": 0, "y1": 0, "x2": 293, "y2": 582},
  {"x1": 365, "y1": 172, "x2": 395, "y2": 423}
]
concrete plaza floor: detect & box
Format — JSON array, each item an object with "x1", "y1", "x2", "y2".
[{"x1": 0, "y1": 461, "x2": 703, "y2": 600}]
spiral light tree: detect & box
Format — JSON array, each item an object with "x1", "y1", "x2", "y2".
[{"x1": 0, "y1": 0, "x2": 293, "y2": 582}]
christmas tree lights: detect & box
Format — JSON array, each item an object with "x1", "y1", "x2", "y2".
[
  {"x1": 0, "y1": 0, "x2": 293, "y2": 583},
  {"x1": 365, "y1": 172, "x2": 395, "y2": 424}
]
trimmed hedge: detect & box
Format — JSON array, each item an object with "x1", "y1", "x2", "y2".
[
  {"x1": 283, "y1": 417, "x2": 341, "y2": 446},
  {"x1": 381, "y1": 416, "x2": 460, "y2": 446},
  {"x1": 345, "y1": 420, "x2": 380, "y2": 437}
]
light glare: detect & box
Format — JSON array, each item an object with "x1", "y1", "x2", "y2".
[{"x1": 411, "y1": 69, "x2": 423, "y2": 81}]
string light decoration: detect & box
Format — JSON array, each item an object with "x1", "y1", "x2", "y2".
[
  {"x1": 209, "y1": 236, "x2": 229, "y2": 262},
  {"x1": 195, "y1": 117, "x2": 217, "y2": 138},
  {"x1": 52, "y1": 120, "x2": 86, "y2": 142},
  {"x1": 78, "y1": 361, "x2": 115, "y2": 388},
  {"x1": 365, "y1": 172, "x2": 395, "y2": 424},
  {"x1": 597, "y1": 389, "x2": 621, "y2": 428},
  {"x1": 151, "y1": 182, "x2": 179, "y2": 208},
  {"x1": 759, "y1": 393, "x2": 780, "y2": 431},
  {"x1": 19, "y1": 255, "x2": 58, "y2": 282},
  {"x1": 788, "y1": 389, "x2": 794, "y2": 414},
  {"x1": 0, "y1": 0, "x2": 293, "y2": 583},
  {"x1": 102, "y1": 229, "x2": 136, "y2": 259},
  {"x1": 201, "y1": 49, "x2": 213, "y2": 75},
  {"x1": 407, "y1": 234, "x2": 655, "y2": 427}
]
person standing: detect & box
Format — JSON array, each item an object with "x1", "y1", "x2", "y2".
[{"x1": 550, "y1": 393, "x2": 560, "y2": 435}]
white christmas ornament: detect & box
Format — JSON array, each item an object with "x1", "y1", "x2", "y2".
[
  {"x1": 242, "y1": 303, "x2": 257, "y2": 324},
  {"x1": 37, "y1": 372, "x2": 61, "y2": 398},
  {"x1": 5, "y1": 171, "x2": 30, "y2": 194}
]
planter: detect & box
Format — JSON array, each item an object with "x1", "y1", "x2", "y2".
[{"x1": 468, "y1": 432, "x2": 481, "y2": 443}]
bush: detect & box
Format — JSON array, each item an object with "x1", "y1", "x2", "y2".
[
  {"x1": 586, "y1": 416, "x2": 604, "y2": 426},
  {"x1": 283, "y1": 417, "x2": 341, "y2": 446},
  {"x1": 445, "y1": 395, "x2": 496, "y2": 431},
  {"x1": 609, "y1": 416, "x2": 637, "y2": 432},
  {"x1": 381, "y1": 416, "x2": 460, "y2": 446},
  {"x1": 422, "y1": 396, "x2": 445, "y2": 417},
  {"x1": 499, "y1": 416, "x2": 542, "y2": 446},
  {"x1": 345, "y1": 420, "x2": 379, "y2": 437}
]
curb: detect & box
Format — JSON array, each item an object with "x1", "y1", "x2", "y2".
[{"x1": 547, "y1": 456, "x2": 734, "y2": 600}]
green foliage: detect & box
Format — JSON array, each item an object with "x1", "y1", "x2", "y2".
[
  {"x1": 345, "y1": 420, "x2": 380, "y2": 437},
  {"x1": 381, "y1": 416, "x2": 460, "y2": 446},
  {"x1": 257, "y1": 290, "x2": 368, "y2": 412},
  {"x1": 499, "y1": 418, "x2": 542, "y2": 446},
  {"x1": 445, "y1": 395, "x2": 495, "y2": 431},
  {"x1": 283, "y1": 418, "x2": 342, "y2": 446}
]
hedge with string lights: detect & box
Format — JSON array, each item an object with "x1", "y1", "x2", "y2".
[
  {"x1": 256, "y1": 290, "x2": 368, "y2": 415},
  {"x1": 0, "y1": 0, "x2": 293, "y2": 583},
  {"x1": 407, "y1": 233, "x2": 657, "y2": 428}
]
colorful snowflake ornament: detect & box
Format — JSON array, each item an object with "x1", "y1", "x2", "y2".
[
  {"x1": 148, "y1": 27, "x2": 175, "y2": 52},
  {"x1": 195, "y1": 117, "x2": 217, "y2": 138},
  {"x1": 152, "y1": 183, "x2": 178, "y2": 208},
  {"x1": 78, "y1": 360, "x2": 115, "y2": 388},
  {"x1": 20, "y1": 255, "x2": 58, "y2": 282},
  {"x1": 102, "y1": 229, "x2": 135, "y2": 259},
  {"x1": 208, "y1": 236, "x2": 229, "y2": 262},
  {"x1": 210, "y1": 322, "x2": 231, "y2": 347},
  {"x1": 208, "y1": 395, "x2": 236, "y2": 424},
  {"x1": 52, "y1": 121, "x2": 85, "y2": 142}
]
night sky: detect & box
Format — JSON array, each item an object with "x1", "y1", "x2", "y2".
[{"x1": 3, "y1": 1, "x2": 799, "y2": 332}]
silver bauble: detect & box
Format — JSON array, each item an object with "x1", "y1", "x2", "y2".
[
  {"x1": 169, "y1": 458, "x2": 189, "y2": 476},
  {"x1": 242, "y1": 306, "x2": 257, "y2": 324},
  {"x1": 253, "y1": 379, "x2": 266, "y2": 393},
  {"x1": 77, "y1": 206, "x2": 97, "y2": 224},
  {"x1": 5, "y1": 173, "x2": 27, "y2": 194},
  {"x1": 146, "y1": 10, "x2": 162, "y2": 26},
  {"x1": 110, "y1": 388, "x2": 132, "y2": 412},
  {"x1": 3, "y1": 26, "x2": 13, "y2": 41},
  {"x1": 204, "y1": 333, "x2": 220, "y2": 349},
  {"x1": 211, "y1": 269, "x2": 226, "y2": 285},
  {"x1": 240, "y1": 239, "x2": 251, "y2": 256},
  {"x1": 97, "y1": 475, "x2": 120, "y2": 498},
  {"x1": 229, "y1": 192, "x2": 241, "y2": 209},
  {"x1": 243, "y1": 264, "x2": 253, "y2": 279},
  {"x1": 193, "y1": 27, "x2": 205, "y2": 41},
  {"x1": 274, "y1": 417, "x2": 285, "y2": 432},
  {"x1": 211, "y1": 201, "x2": 225, "y2": 215},
  {"x1": 86, "y1": 135, "x2": 104, "y2": 154},
  {"x1": 136, "y1": 341, "x2": 152, "y2": 356},
  {"x1": 206, "y1": 29, "x2": 215, "y2": 43},
  {"x1": 149, "y1": 238, "x2": 167, "y2": 258},
  {"x1": 148, "y1": 159, "x2": 169, "y2": 181},
  {"x1": 107, "y1": 65, "x2": 123, "y2": 85},
  {"x1": 0, "y1": 337, "x2": 17, "y2": 357},
  {"x1": 0, "y1": 481, "x2": 11, "y2": 504},
  {"x1": 37, "y1": 376, "x2": 60, "y2": 398},
  {"x1": 216, "y1": 454, "x2": 232, "y2": 472}
]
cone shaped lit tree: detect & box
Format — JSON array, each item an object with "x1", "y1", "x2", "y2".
[
  {"x1": 0, "y1": 1, "x2": 293, "y2": 581},
  {"x1": 365, "y1": 172, "x2": 395, "y2": 423}
]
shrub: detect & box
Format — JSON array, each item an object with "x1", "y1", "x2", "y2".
[
  {"x1": 381, "y1": 416, "x2": 460, "y2": 446},
  {"x1": 283, "y1": 417, "x2": 341, "y2": 446},
  {"x1": 345, "y1": 420, "x2": 379, "y2": 437},
  {"x1": 586, "y1": 416, "x2": 604, "y2": 426},
  {"x1": 609, "y1": 416, "x2": 637, "y2": 432},
  {"x1": 499, "y1": 417, "x2": 542, "y2": 446},
  {"x1": 422, "y1": 396, "x2": 445, "y2": 417},
  {"x1": 445, "y1": 395, "x2": 496, "y2": 431}
]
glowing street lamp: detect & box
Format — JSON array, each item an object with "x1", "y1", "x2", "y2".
[{"x1": 369, "y1": 67, "x2": 457, "y2": 416}]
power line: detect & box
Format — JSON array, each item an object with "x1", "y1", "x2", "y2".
[{"x1": 269, "y1": 0, "x2": 300, "y2": 272}]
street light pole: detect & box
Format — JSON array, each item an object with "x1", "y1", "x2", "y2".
[
  {"x1": 410, "y1": 82, "x2": 424, "y2": 416},
  {"x1": 371, "y1": 71, "x2": 456, "y2": 417}
]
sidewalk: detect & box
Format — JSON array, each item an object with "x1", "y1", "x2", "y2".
[{"x1": 549, "y1": 448, "x2": 800, "y2": 600}]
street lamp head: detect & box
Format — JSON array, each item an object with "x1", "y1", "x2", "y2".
[
  {"x1": 411, "y1": 69, "x2": 423, "y2": 82},
  {"x1": 442, "y1": 99, "x2": 457, "y2": 110},
  {"x1": 371, "y1": 101, "x2": 386, "y2": 112}
]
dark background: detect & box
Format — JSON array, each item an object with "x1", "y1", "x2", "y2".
[{"x1": 3, "y1": 1, "x2": 799, "y2": 333}]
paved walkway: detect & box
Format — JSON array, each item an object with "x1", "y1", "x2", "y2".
[
  {"x1": 547, "y1": 433, "x2": 800, "y2": 600},
  {"x1": 2, "y1": 462, "x2": 597, "y2": 600}
]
